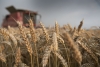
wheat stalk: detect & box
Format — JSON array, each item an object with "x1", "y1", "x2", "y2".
[
  {"x1": 52, "y1": 32, "x2": 58, "y2": 67},
  {"x1": 63, "y1": 32, "x2": 82, "y2": 65},
  {"x1": 16, "y1": 21, "x2": 33, "y2": 56},
  {"x1": 28, "y1": 18, "x2": 39, "y2": 67}
]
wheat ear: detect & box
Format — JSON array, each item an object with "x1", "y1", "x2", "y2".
[
  {"x1": 0, "y1": 53, "x2": 6, "y2": 63},
  {"x1": 28, "y1": 18, "x2": 36, "y2": 43},
  {"x1": 40, "y1": 22, "x2": 49, "y2": 42},
  {"x1": 77, "y1": 20, "x2": 83, "y2": 32},
  {"x1": 55, "y1": 21, "x2": 59, "y2": 35},
  {"x1": 67, "y1": 24, "x2": 72, "y2": 32},
  {"x1": 16, "y1": 21, "x2": 33, "y2": 56},
  {"x1": 42, "y1": 45, "x2": 52, "y2": 67},
  {"x1": 0, "y1": 28, "x2": 17, "y2": 47},
  {"x1": 0, "y1": 28, "x2": 9, "y2": 41},
  {"x1": 52, "y1": 32, "x2": 58, "y2": 52},
  {"x1": 28, "y1": 18, "x2": 39, "y2": 67},
  {"x1": 54, "y1": 52, "x2": 68, "y2": 67},
  {"x1": 77, "y1": 41, "x2": 99, "y2": 65},
  {"x1": 15, "y1": 47, "x2": 21, "y2": 67}
]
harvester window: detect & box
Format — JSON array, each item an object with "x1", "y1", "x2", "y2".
[
  {"x1": 23, "y1": 13, "x2": 36, "y2": 24},
  {"x1": 23, "y1": 14, "x2": 31, "y2": 23}
]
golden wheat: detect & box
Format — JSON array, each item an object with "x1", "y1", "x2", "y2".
[{"x1": 0, "y1": 20, "x2": 100, "y2": 67}]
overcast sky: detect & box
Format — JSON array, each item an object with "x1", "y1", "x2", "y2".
[{"x1": 0, "y1": 0, "x2": 100, "y2": 28}]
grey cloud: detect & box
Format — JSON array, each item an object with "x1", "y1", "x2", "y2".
[{"x1": 0, "y1": 0, "x2": 100, "y2": 28}]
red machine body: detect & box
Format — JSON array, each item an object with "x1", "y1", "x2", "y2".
[{"x1": 2, "y1": 6, "x2": 40, "y2": 28}]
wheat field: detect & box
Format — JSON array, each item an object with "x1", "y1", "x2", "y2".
[{"x1": 0, "y1": 19, "x2": 100, "y2": 67}]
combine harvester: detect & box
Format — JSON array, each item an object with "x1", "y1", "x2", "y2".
[{"x1": 2, "y1": 6, "x2": 41, "y2": 28}]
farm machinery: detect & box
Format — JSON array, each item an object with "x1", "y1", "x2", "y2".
[{"x1": 2, "y1": 6, "x2": 41, "y2": 28}]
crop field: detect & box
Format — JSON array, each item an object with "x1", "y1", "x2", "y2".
[{"x1": 0, "y1": 19, "x2": 100, "y2": 67}]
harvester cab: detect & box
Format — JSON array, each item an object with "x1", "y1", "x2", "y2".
[{"x1": 2, "y1": 6, "x2": 41, "y2": 28}]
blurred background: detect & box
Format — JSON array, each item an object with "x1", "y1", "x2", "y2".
[{"x1": 0, "y1": 0, "x2": 100, "y2": 28}]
